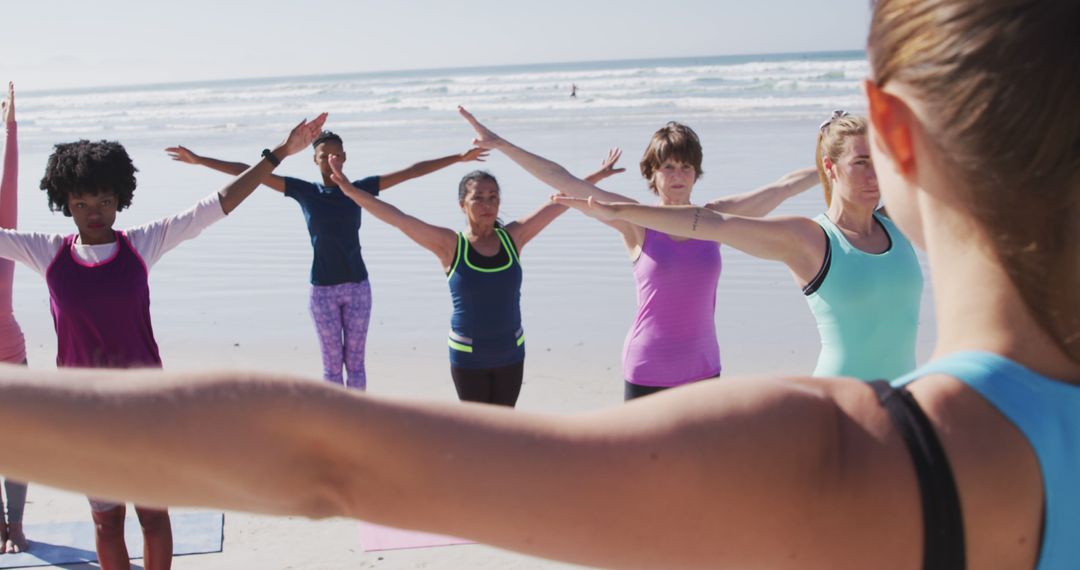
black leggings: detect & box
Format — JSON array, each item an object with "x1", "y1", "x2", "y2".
[
  {"x1": 624, "y1": 381, "x2": 670, "y2": 401},
  {"x1": 451, "y1": 361, "x2": 524, "y2": 407}
]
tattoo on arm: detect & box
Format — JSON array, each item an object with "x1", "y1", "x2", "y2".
[{"x1": 692, "y1": 208, "x2": 702, "y2": 232}]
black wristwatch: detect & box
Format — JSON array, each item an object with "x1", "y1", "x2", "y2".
[{"x1": 261, "y1": 148, "x2": 281, "y2": 167}]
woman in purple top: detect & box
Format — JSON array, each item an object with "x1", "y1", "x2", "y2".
[
  {"x1": 459, "y1": 107, "x2": 818, "y2": 400},
  {"x1": 0, "y1": 111, "x2": 327, "y2": 570}
]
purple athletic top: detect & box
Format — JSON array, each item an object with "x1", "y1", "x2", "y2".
[
  {"x1": 622, "y1": 229, "x2": 722, "y2": 386},
  {"x1": 46, "y1": 231, "x2": 161, "y2": 368}
]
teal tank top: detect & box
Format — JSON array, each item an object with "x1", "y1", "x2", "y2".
[
  {"x1": 894, "y1": 352, "x2": 1080, "y2": 569},
  {"x1": 805, "y1": 212, "x2": 923, "y2": 379}
]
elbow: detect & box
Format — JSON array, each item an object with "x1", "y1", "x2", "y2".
[
  {"x1": 293, "y1": 455, "x2": 358, "y2": 520},
  {"x1": 297, "y1": 483, "x2": 352, "y2": 520}
]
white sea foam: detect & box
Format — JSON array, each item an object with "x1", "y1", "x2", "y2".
[{"x1": 18, "y1": 53, "x2": 869, "y2": 142}]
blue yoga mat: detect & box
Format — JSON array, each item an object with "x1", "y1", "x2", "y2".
[{"x1": 0, "y1": 511, "x2": 224, "y2": 569}]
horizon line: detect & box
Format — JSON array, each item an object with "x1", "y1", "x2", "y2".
[{"x1": 22, "y1": 48, "x2": 867, "y2": 97}]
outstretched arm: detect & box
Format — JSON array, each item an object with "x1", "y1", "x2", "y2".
[
  {"x1": 0, "y1": 364, "x2": 912, "y2": 569},
  {"x1": 460, "y1": 107, "x2": 644, "y2": 249},
  {"x1": 505, "y1": 148, "x2": 626, "y2": 250},
  {"x1": 705, "y1": 167, "x2": 817, "y2": 217},
  {"x1": 555, "y1": 197, "x2": 826, "y2": 281},
  {"x1": 217, "y1": 113, "x2": 327, "y2": 214},
  {"x1": 459, "y1": 107, "x2": 635, "y2": 204},
  {"x1": 378, "y1": 147, "x2": 490, "y2": 192},
  {"x1": 165, "y1": 145, "x2": 288, "y2": 193},
  {"x1": 329, "y1": 155, "x2": 457, "y2": 268},
  {"x1": 2, "y1": 82, "x2": 17, "y2": 231}
]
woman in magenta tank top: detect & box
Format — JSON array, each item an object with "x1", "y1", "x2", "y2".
[
  {"x1": 460, "y1": 107, "x2": 818, "y2": 399},
  {"x1": 0, "y1": 108, "x2": 327, "y2": 570}
]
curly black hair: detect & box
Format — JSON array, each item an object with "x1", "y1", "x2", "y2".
[{"x1": 39, "y1": 140, "x2": 137, "y2": 217}]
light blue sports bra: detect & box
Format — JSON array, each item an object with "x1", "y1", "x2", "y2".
[{"x1": 894, "y1": 351, "x2": 1080, "y2": 569}]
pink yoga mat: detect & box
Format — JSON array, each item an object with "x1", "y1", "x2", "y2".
[{"x1": 358, "y1": 521, "x2": 472, "y2": 552}]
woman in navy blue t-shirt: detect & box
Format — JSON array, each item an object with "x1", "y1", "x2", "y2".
[{"x1": 166, "y1": 133, "x2": 488, "y2": 390}]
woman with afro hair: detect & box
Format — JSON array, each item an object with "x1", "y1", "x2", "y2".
[{"x1": 0, "y1": 109, "x2": 327, "y2": 570}]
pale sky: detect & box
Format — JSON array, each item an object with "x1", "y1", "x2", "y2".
[{"x1": 2, "y1": 0, "x2": 871, "y2": 91}]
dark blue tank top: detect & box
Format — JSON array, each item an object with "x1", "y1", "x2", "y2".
[{"x1": 446, "y1": 228, "x2": 524, "y2": 369}]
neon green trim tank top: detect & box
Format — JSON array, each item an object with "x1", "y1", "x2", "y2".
[{"x1": 805, "y1": 212, "x2": 923, "y2": 380}]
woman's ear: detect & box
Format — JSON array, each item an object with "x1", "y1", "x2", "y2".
[{"x1": 865, "y1": 79, "x2": 917, "y2": 179}]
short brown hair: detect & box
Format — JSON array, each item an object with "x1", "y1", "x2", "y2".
[
  {"x1": 639, "y1": 122, "x2": 704, "y2": 194},
  {"x1": 870, "y1": 0, "x2": 1080, "y2": 361}
]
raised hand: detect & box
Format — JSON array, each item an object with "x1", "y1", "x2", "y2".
[
  {"x1": 460, "y1": 147, "x2": 490, "y2": 163},
  {"x1": 164, "y1": 145, "x2": 200, "y2": 164},
  {"x1": 328, "y1": 154, "x2": 356, "y2": 192},
  {"x1": 593, "y1": 148, "x2": 626, "y2": 182},
  {"x1": 1, "y1": 82, "x2": 13, "y2": 123},
  {"x1": 279, "y1": 112, "x2": 329, "y2": 157},
  {"x1": 458, "y1": 106, "x2": 505, "y2": 150}
]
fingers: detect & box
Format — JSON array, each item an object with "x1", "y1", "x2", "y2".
[
  {"x1": 458, "y1": 105, "x2": 477, "y2": 125},
  {"x1": 466, "y1": 148, "x2": 491, "y2": 162},
  {"x1": 328, "y1": 153, "x2": 345, "y2": 175}
]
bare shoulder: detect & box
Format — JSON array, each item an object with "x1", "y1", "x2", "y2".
[
  {"x1": 584, "y1": 376, "x2": 925, "y2": 568},
  {"x1": 905, "y1": 374, "x2": 1043, "y2": 569}
]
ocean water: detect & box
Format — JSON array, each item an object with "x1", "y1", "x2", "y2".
[{"x1": 6, "y1": 50, "x2": 936, "y2": 404}]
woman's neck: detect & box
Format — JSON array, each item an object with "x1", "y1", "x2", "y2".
[
  {"x1": 78, "y1": 231, "x2": 116, "y2": 246},
  {"x1": 826, "y1": 197, "x2": 876, "y2": 234},
  {"x1": 465, "y1": 223, "x2": 495, "y2": 240},
  {"x1": 922, "y1": 195, "x2": 1080, "y2": 382}
]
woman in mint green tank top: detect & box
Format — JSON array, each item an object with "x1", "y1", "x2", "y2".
[{"x1": 558, "y1": 114, "x2": 924, "y2": 381}]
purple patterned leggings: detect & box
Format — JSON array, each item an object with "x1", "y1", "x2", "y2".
[{"x1": 309, "y1": 280, "x2": 372, "y2": 390}]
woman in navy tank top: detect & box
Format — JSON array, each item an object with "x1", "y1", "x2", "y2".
[
  {"x1": 459, "y1": 107, "x2": 820, "y2": 400},
  {"x1": 325, "y1": 152, "x2": 624, "y2": 406}
]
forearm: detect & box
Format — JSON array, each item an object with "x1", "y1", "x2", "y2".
[
  {"x1": 582, "y1": 167, "x2": 612, "y2": 186},
  {"x1": 339, "y1": 185, "x2": 404, "y2": 227},
  {"x1": 0, "y1": 366, "x2": 576, "y2": 526},
  {"x1": 607, "y1": 203, "x2": 719, "y2": 239},
  {"x1": 0, "y1": 367, "x2": 356, "y2": 515},
  {"x1": 1, "y1": 122, "x2": 17, "y2": 229},
  {"x1": 217, "y1": 146, "x2": 284, "y2": 214},
  {"x1": 710, "y1": 167, "x2": 817, "y2": 217},
  {"x1": 382, "y1": 153, "x2": 464, "y2": 190},
  {"x1": 498, "y1": 141, "x2": 621, "y2": 200},
  {"x1": 193, "y1": 155, "x2": 250, "y2": 177}
]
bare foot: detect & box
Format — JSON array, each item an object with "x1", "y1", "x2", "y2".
[
  {"x1": 4, "y1": 522, "x2": 26, "y2": 553},
  {"x1": 0, "y1": 521, "x2": 7, "y2": 554}
]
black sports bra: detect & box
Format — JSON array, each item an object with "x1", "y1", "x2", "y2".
[{"x1": 869, "y1": 380, "x2": 965, "y2": 569}]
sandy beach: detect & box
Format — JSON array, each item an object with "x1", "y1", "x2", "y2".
[{"x1": 3, "y1": 53, "x2": 936, "y2": 569}]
